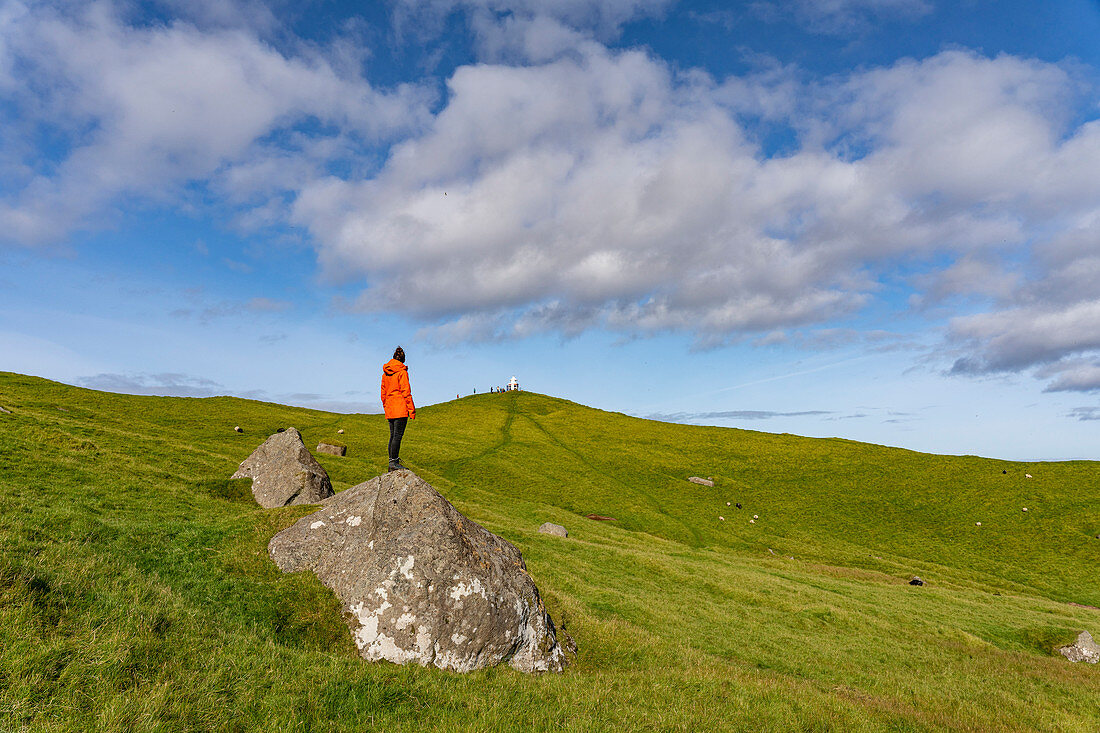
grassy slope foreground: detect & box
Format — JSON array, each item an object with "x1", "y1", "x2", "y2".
[{"x1": 1, "y1": 371, "x2": 1098, "y2": 732}]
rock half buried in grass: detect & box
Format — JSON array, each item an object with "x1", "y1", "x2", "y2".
[
  {"x1": 1059, "y1": 631, "x2": 1100, "y2": 663},
  {"x1": 688, "y1": 476, "x2": 714, "y2": 486},
  {"x1": 316, "y1": 442, "x2": 347, "y2": 457},
  {"x1": 538, "y1": 522, "x2": 568, "y2": 537},
  {"x1": 268, "y1": 470, "x2": 569, "y2": 673},
  {"x1": 231, "y1": 428, "x2": 334, "y2": 508}
]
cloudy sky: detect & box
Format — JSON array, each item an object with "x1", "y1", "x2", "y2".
[{"x1": 2, "y1": 0, "x2": 1099, "y2": 459}]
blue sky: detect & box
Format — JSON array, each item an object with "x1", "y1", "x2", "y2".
[{"x1": 3, "y1": 0, "x2": 1100, "y2": 459}]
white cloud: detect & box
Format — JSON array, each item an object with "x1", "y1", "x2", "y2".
[
  {"x1": 1069, "y1": 406, "x2": 1100, "y2": 421},
  {"x1": 910, "y1": 256, "x2": 1022, "y2": 308},
  {"x1": 0, "y1": 1, "x2": 431, "y2": 244},
  {"x1": 77, "y1": 371, "x2": 224, "y2": 397},
  {"x1": 950, "y1": 300, "x2": 1100, "y2": 374},
  {"x1": 246, "y1": 297, "x2": 292, "y2": 312},
  {"x1": 73, "y1": 371, "x2": 381, "y2": 411},
  {"x1": 294, "y1": 46, "x2": 879, "y2": 343},
  {"x1": 1039, "y1": 360, "x2": 1100, "y2": 393},
  {"x1": 395, "y1": 0, "x2": 675, "y2": 39},
  {"x1": 292, "y1": 47, "x2": 1100, "y2": 358},
  {"x1": 149, "y1": 0, "x2": 281, "y2": 35},
  {"x1": 752, "y1": 0, "x2": 933, "y2": 34}
]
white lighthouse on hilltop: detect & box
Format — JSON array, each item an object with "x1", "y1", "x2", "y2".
[{"x1": 507, "y1": 375, "x2": 520, "y2": 391}]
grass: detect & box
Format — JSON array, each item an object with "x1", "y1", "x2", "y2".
[{"x1": 1, "y1": 370, "x2": 1098, "y2": 731}]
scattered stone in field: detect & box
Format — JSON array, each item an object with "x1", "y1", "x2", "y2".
[
  {"x1": 719, "y1": 516, "x2": 725, "y2": 521},
  {"x1": 1025, "y1": 473, "x2": 1033, "y2": 478},
  {"x1": 337, "y1": 429, "x2": 345, "y2": 434},
  {"x1": 0, "y1": 405, "x2": 11, "y2": 414},
  {"x1": 749, "y1": 519, "x2": 756, "y2": 524},
  {"x1": 1069, "y1": 602, "x2": 1100, "y2": 611},
  {"x1": 231, "y1": 428, "x2": 334, "y2": 508},
  {"x1": 753, "y1": 515, "x2": 759, "y2": 520},
  {"x1": 736, "y1": 503, "x2": 742, "y2": 509},
  {"x1": 538, "y1": 522, "x2": 568, "y2": 537},
  {"x1": 1022, "y1": 507, "x2": 1028, "y2": 512},
  {"x1": 234, "y1": 425, "x2": 243, "y2": 433},
  {"x1": 269, "y1": 470, "x2": 569, "y2": 673},
  {"x1": 909, "y1": 577, "x2": 924, "y2": 586},
  {"x1": 688, "y1": 477, "x2": 714, "y2": 487},
  {"x1": 1059, "y1": 631, "x2": 1100, "y2": 664},
  {"x1": 317, "y1": 442, "x2": 347, "y2": 457},
  {"x1": 585, "y1": 514, "x2": 616, "y2": 521},
  {"x1": 767, "y1": 548, "x2": 775, "y2": 555},
  {"x1": 976, "y1": 522, "x2": 982, "y2": 526}
]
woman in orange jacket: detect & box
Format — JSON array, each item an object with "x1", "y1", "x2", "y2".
[{"x1": 381, "y1": 346, "x2": 416, "y2": 471}]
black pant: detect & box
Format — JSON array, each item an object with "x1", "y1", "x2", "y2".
[{"x1": 388, "y1": 417, "x2": 407, "y2": 461}]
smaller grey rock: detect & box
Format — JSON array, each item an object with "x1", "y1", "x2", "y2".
[
  {"x1": 317, "y1": 442, "x2": 347, "y2": 457},
  {"x1": 0, "y1": 406, "x2": 11, "y2": 414},
  {"x1": 538, "y1": 522, "x2": 568, "y2": 538},
  {"x1": 688, "y1": 476, "x2": 714, "y2": 487},
  {"x1": 909, "y1": 577, "x2": 924, "y2": 586},
  {"x1": 337, "y1": 429, "x2": 345, "y2": 434},
  {"x1": 232, "y1": 428, "x2": 333, "y2": 508},
  {"x1": 234, "y1": 425, "x2": 243, "y2": 433},
  {"x1": 1059, "y1": 631, "x2": 1100, "y2": 663}
]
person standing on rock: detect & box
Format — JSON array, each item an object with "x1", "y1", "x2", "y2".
[{"x1": 381, "y1": 346, "x2": 415, "y2": 471}]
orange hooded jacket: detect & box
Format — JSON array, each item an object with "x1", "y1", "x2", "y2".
[{"x1": 381, "y1": 359, "x2": 416, "y2": 419}]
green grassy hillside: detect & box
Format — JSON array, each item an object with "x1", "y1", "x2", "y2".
[{"x1": 1, "y1": 371, "x2": 1098, "y2": 731}]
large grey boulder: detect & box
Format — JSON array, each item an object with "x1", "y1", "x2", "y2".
[
  {"x1": 232, "y1": 428, "x2": 334, "y2": 508},
  {"x1": 1059, "y1": 631, "x2": 1100, "y2": 663},
  {"x1": 269, "y1": 470, "x2": 569, "y2": 673}
]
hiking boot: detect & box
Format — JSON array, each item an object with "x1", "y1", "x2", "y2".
[{"x1": 388, "y1": 458, "x2": 408, "y2": 472}]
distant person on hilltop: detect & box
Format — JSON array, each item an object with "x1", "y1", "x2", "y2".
[{"x1": 381, "y1": 346, "x2": 415, "y2": 472}]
